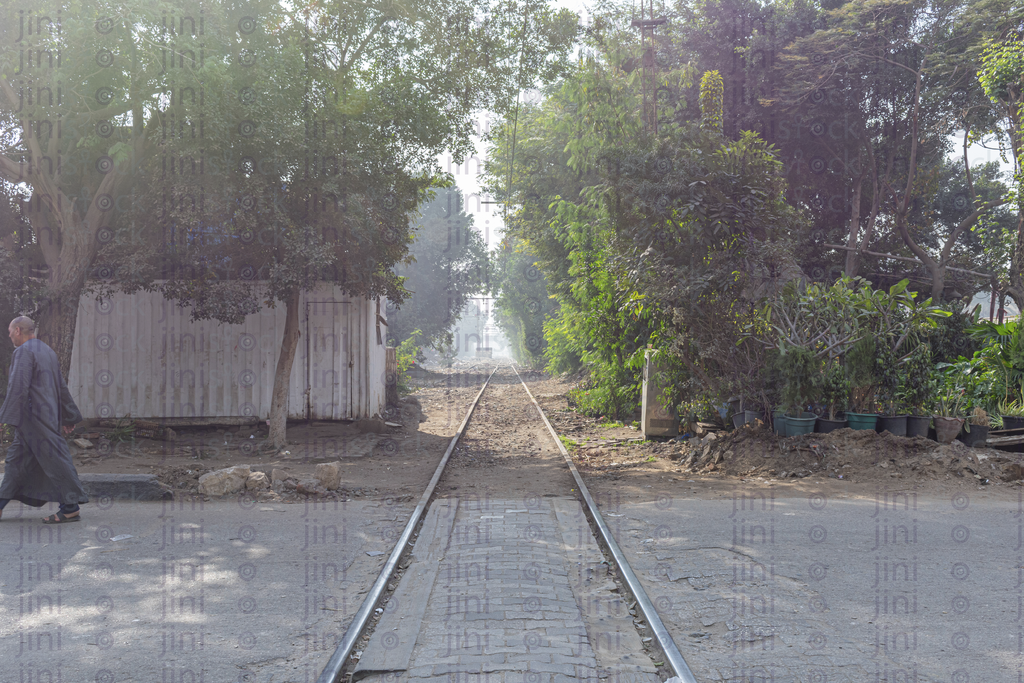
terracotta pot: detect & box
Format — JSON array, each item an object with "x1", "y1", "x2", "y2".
[{"x1": 934, "y1": 416, "x2": 965, "y2": 444}]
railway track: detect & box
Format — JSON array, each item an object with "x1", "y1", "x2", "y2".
[{"x1": 316, "y1": 365, "x2": 698, "y2": 683}]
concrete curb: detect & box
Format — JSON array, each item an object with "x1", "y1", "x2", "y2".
[
  {"x1": 0, "y1": 473, "x2": 174, "y2": 502},
  {"x1": 79, "y1": 473, "x2": 173, "y2": 501}
]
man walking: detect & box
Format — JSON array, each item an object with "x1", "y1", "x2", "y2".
[{"x1": 0, "y1": 316, "x2": 89, "y2": 523}]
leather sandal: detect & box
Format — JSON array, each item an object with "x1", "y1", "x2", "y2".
[{"x1": 42, "y1": 511, "x2": 80, "y2": 524}]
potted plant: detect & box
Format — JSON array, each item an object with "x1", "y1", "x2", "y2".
[
  {"x1": 816, "y1": 360, "x2": 849, "y2": 433},
  {"x1": 845, "y1": 336, "x2": 879, "y2": 430},
  {"x1": 900, "y1": 340, "x2": 934, "y2": 438},
  {"x1": 857, "y1": 280, "x2": 950, "y2": 434},
  {"x1": 933, "y1": 393, "x2": 966, "y2": 444},
  {"x1": 743, "y1": 279, "x2": 872, "y2": 436},
  {"x1": 779, "y1": 347, "x2": 819, "y2": 436},
  {"x1": 958, "y1": 407, "x2": 990, "y2": 448},
  {"x1": 875, "y1": 343, "x2": 908, "y2": 436},
  {"x1": 998, "y1": 395, "x2": 1024, "y2": 431}
]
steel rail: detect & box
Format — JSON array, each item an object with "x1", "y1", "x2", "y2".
[
  {"x1": 510, "y1": 364, "x2": 699, "y2": 683},
  {"x1": 316, "y1": 365, "x2": 499, "y2": 683}
]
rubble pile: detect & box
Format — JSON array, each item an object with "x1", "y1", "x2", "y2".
[{"x1": 678, "y1": 423, "x2": 1024, "y2": 484}]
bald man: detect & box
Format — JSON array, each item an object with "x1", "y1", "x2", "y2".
[{"x1": 0, "y1": 316, "x2": 89, "y2": 523}]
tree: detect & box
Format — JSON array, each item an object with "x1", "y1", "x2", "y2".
[
  {"x1": 387, "y1": 189, "x2": 489, "y2": 350},
  {"x1": 486, "y1": 4, "x2": 808, "y2": 415},
  {"x1": 79, "y1": 0, "x2": 578, "y2": 449},
  {"x1": 490, "y1": 235, "x2": 550, "y2": 366},
  {"x1": 979, "y1": 35, "x2": 1024, "y2": 310},
  {"x1": 0, "y1": 0, "x2": 187, "y2": 376}
]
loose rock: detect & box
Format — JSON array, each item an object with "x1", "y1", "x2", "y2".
[
  {"x1": 245, "y1": 471, "x2": 270, "y2": 491},
  {"x1": 314, "y1": 462, "x2": 343, "y2": 490},
  {"x1": 198, "y1": 465, "x2": 251, "y2": 496}
]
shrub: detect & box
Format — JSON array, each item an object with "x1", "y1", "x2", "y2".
[{"x1": 396, "y1": 330, "x2": 424, "y2": 396}]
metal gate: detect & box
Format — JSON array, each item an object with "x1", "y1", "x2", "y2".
[{"x1": 305, "y1": 300, "x2": 350, "y2": 420}]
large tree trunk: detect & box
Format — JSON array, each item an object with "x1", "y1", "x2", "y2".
[
  {"x1": 930, "y1": 263, "x2": 946, "y2": 301},
  {"x1": 844, "y1": 175, "x2": 864, "y2": 276},
  {"x1": 35, "y1": 288, "x2": 84, "y2": 380},
  {"x1": 32, "y1": 212, "x2": 102, "y2": 379},
  {"x1": 268, "y1": 287, "x2": 301, "y2": 450}
]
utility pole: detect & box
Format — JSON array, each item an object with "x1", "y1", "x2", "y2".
[{"x1": 631, "y1": 0, "x2": 666, "y2": 134}]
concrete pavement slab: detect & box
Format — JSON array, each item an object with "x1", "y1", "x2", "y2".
[
  {"x1": 355, "y1": 497, "x2": 660, "y2": 683},
  {"x1": 0, "y1": 493, "x2": 413, "y2": 682},
  {"x1": 606, "y1": 484, "x2": 1023, "y2": 682}
]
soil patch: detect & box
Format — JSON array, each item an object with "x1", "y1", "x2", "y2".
[
  {"x1": 0, "y1": 365, "x2": 488, "y2": 501},
  {"x1": 520, "y1": 374, "x2": 1024, "y2": 505}
]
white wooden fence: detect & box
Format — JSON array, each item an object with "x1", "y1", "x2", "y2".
[{"x1": 68, "y1": 284, "x2": 386, "y2": 421}]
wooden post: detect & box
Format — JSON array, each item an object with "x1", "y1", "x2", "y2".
[{"x1": 385, "y1": 346, "x2": 398, "y2": 408}]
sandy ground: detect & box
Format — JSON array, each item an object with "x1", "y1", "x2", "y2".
[{"x1": 3, "y1": 363, "x2": 1020, "y2": 507}]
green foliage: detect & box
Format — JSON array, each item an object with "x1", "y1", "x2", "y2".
[
  {"x1": 567, "y1": 372, "x2": 640, "y2": 419},
  {"x1": 776, "y1": 346, "x2": 819, "y2": 416},
  {"x1": 846, "y1": 335, "x2": 877, "y2": 412},
  {"x1": 105, "y1": 416, "x2": 136, "y2": 444},
  {"x1": 490, "y1": 237, "x2": 550, "y2": 367},
  {"x1": 931, "y1": 302, "x2": 981, "y2": 364},
  {"x1": 875, "y1": 342, "x2": 903, "y2": 415},
  {"x1": 934, "y1": 389, "x2": 969, "y2": 418},
  {"x1": 396, "y1": 331, "x2": 424, "y2": 396},
  {"x1": 820, "y1": 360, "x2": 850, "y2": 421},
  {"x1": 389, "y1": 189, "x2": 490, "y2": 350},
  {"x1": 485, "y1": 14, "x2": 808, "y2": 419},
  {"x1": 979, "y1": 38, "x2": 1024, "y2": 104},
  {"x1": 979, "y1": 37, "x2": 1024, "y2": 206},
  {"x1": 699, "y1": 70, "x2": 724, "y2": 133},
  {"x1": 935, "y1": 354, "x2": 1001, "y2": 415},
  {"x1": 997, "y1": 394, "x2": 1024, "y2": 417},
  {"x1": 899, "y1": 341, "x2": 934, "y2": 414}
]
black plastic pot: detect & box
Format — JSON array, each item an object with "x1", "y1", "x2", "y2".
[
  {"x1": 876, "y1": 415, "x2": 908, "y2": 437},
  {"x1": 1002, "y1": 416, "x2": 1024, "y2": 430},
  {"x1": 816, "y1": 417, "x2": 848, "y2": 433},
  {"x1": 731, "y1": 413, "x2": 745, "y2": 430},
  {"x1": 906, "y1": 416, "x2": 931, "y2": 438},
  {"x1": 744, "y1": 410, "x2": 766, "y2": 425},
  {"x1": 958, "y1": 424, "x2": 989, "y2": 448}
]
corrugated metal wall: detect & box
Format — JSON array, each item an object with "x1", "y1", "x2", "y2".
[{"x1": 68, "y1": 284, "x2": 386, "y2": 420}]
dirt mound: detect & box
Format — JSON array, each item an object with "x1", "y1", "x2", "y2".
[{"x1": 680, "y1": 423, "x2": 1024, "y2": 484}]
